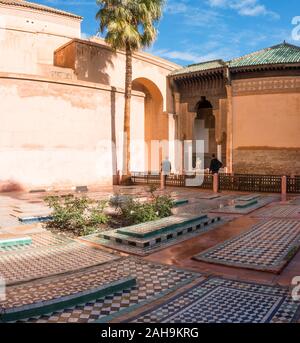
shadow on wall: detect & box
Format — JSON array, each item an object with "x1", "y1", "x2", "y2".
[
  {"x1": 76, "y1": 41, "x2": 113, "y2": 84},
  {"x1": 0, "y1": 181, "x2": 23, "y2": 192},
  {"x1": 54, "y1": 39, "x2": 114, "y2": 85},
  {"x1": 132, "y1": 78, "x2": 166, "y2": 172},
  {"x1": 111, "y1": 86, "x2": 118, "y2": 185}
]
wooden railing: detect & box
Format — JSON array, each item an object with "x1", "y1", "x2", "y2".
[
  {"x1": 219, "y1": 174, "x2": 282, "y2": 193},
  {"x1": 132, "y1": 172, "x2": 300, "y2": 194},
  {"x1": 131, "y1": 172, "x2": 213, "y2": 189},
  {"x1": 287, "y1": 176, "x2": 300, "y2": 194}
]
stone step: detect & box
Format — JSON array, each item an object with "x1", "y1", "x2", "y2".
[
  {"x1": 197, "y1": 194, "x2": 221, "y2": 200},
  {"x1": 11, "y1": 209, "x2": 49, "y2": 214},
  {"x1": 18, "y1": 215, "x2": 53, "y2": 224},
  {"x1": 236, "y1": 194, "x2": 260, "y2": 202},
  {"x1": 100, "y1": 216, "x2": 220, "y2": 249},
  {"x1": 0, "y1": 236, "x2": 32, "y2": 248},
  {"x1": 235, "y1": 200, "x2": 258, "y2": 209},
  {"x1": 116, "y1": 215, "x2": 208, "y2": 239},
  {"x1": 173, "y1": 199, "x2": 189, "y2": 207}
]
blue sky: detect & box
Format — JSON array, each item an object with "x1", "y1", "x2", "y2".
[{"x1": 41, "y1": 0, "x2": 300, "y2": 66}]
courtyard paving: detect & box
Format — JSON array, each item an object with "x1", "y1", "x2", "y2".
[
  {"x1": 128, "y1": 277, "x2": 299, "y2": 323},
  {"x1": 253, "y1": 204, "x2": 300, "y2": 219},
  {"x1": 193, "y1": 219, "x2": 300, "y2": 273},
  {"x1": 0, "y1": 234, "x2": 119, "y2": 285},
  {"x1": 12, "y1": 257, "x2": 199, "y2": 323},
  {"x1": 0, "y1": 187, "x2": 299, "y2": 323}
]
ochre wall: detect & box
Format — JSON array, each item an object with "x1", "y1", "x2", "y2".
[
  {"x1": 0, "y1": 5, "x2": 81, "y2": 75},
  {"x1": 232, "y1": 76, "x2": 300, "y2": 175},
  {"x1": 0, "y1": 4, "x2": 178, "y2": 190},
  {"x1": 0, "y1": 75, "x2": 145, "y2": 191},
  {"x1": 54, "y1": 39, "x2": 178, "y2": 111}
]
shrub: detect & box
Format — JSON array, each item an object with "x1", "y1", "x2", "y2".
[
  {"x1": 121, "y1": 199, "x2": 159, "y2": 224},
  {"x1": 110, "y1": 189, "x2": 174, "y2": 225},
  {"x1": 109, "y1": 193, "x2": 132, "y2": 214},
  {"x1": 153, "y1": 195, "x2": 174, "y2": 218},
  {"x1": 44, "y1": 194, "x2": 108, "y2": 236},
  {"x1": 148, "y1": 184, "x2": 159, "y2": 197}
]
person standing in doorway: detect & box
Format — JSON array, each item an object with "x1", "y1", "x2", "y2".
[
  {"x1": 209, "y1": 154, "x2": 223, "y2": 174},
  {"x1": 210, "y1": 154, "x2": 223, "y2": 193},
  {"x1": 161, "y1": 157, "x2": 172, "y2": 186}
]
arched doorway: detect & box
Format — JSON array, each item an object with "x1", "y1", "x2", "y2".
[
  {"x1": 131, "y1": 78, "x2": 166, "y2": 173},
  {"x1": 193, "y1": 96, "x2": 217, "y2": 169}
]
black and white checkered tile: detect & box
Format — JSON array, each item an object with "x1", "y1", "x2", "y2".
[
  {"x1": 130, "y1": 278, "x2": 300, "y2": 323},
  {"x1": 0, "y1": 231, "x2": 72, "y2": 254},
  {"x1": 14, "y1": 257, "x2": 199, "y2": 323},
  {"x1": 194, "y1": 219, "x2": 300, "y2": 272},
  {"x1": 0, "y1": 239, "x2": 119, "y2": 285},
  {"x1": 253, "y1": 204, "x2": 300, "y2": 219}
]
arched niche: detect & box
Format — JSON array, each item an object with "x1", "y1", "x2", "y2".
[
  {"x1": 132, "y1": 78, "x2": 167, "y2": 172},
  {"x1": 193, "y1": 96, "x2": 217, "y2": 169}
]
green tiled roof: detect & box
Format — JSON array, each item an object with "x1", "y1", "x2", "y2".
[
  {"x1": 170, "y1": 43, "x2": 300, "y2": 77},
  {"x1": 229, "y1": 42, "x2": 300, "y2": 68},
  {"x1": 170, "y1": 59, "x2": 226, "y2": 76}
]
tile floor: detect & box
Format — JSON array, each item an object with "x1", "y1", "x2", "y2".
[
  {"x1": 194, "y1": 219, "x2": 300, "y2": 273},
  {"x1": 0, "y1": 238, "x2": 119, "y2": 285},
  {"x1": 0, "y1": 187, "x2": 299, "y2": 323},
  {"x1": 130, "y1": 277, "x2": 300, "y2": 323},
  {"x1": 13, "y1": 257, "x2": 199, "y2": 323}
]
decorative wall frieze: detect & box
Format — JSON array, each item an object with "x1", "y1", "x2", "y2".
[{"x1": 232, "y1": 77, "x2": 300, "y2": 96}]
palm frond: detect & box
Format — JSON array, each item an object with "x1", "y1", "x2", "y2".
[{"x1": 96, "y1": 0, "x2": 165, "y2": 51}]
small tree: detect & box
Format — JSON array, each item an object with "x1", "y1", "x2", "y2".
[{"x1": 96, "y1": 0, "x2": 165, "y2": 181}]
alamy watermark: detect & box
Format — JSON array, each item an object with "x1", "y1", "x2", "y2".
[
  {"x1": 292, "y1": 16, "x2": 300, "y2": 41},
  {"x1": 291, "y1": 276, "x2": 300, "y2": 301},
  {"x1": 95, "y1": 136, "x2": 207, "y2": 187},
  {"x1": 0, "y1": 16, "x2": 5, "y2": 42},
  {"x1": 0, "y1": 275, "x2": 5, "y2": 302}
]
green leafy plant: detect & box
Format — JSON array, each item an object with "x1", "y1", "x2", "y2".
[
  {"x1": 121, "y1": 199, "x2": 158, "y2": 224},
  {"x1": 153, "y1": 195, "x2": 174, "y2": 218},
  {"x1": 109, "y1": 193, "x2": 132, "y2": 214},
  {"x1": 111, "y1": 188, "x2": 174, "y2": 225},
  {"x1": 44, "y1": 194, "x2": 108, "y2": 236},
  {"x1": 89, "y1": 200, "x2": 109, "y2": 226},
  {"x1": 147, "y1": 184, "x2": 159, "y2": 197}
]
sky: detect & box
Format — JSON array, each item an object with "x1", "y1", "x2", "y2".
[{"x1": 40, "y1": 0, "x2": 300, "y2": 66}]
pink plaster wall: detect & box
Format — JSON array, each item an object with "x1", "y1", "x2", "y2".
[
  {"x1": 54, "y1": 38, "x2": 178, "y2": 111},
  {"x1": 0, "y1": 2, "x2": 178, "y2": 191},
  {"x1": 0, "y1": 4, "x2": 81, "y2": 75},
  {"x1": 0, "y1": 74, "x2": 147, "y2": 190},
  {"x1": 232, "y1": 88, "x2": 300, "y2": 149}
]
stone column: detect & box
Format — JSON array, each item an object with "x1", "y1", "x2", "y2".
[
  {"x1": 218, "y1": 98, "x2": 228, "y2": 165},
  {"x1": 160, "y1": 172, "x2": 166, "y2": 190},
  {"x1": 217, "y1": 144, "x2": 222, "y2": 162},
  {"x1": 168, "y1": 113, "x2": 176, "y2": 173},
  {"x1": 184, "y1": 140, "x2": 193, "y2": 173},
  {"x1": 281, "y1": 175, "x2": 287, "y2": 202},
  {"x1": 226, "y1": 84, "x2": 233, "y2": 173},
  {"x1": 174, "y1": 93, "x2": 181, "y2": 117},
  {"x1": 213, "y1": 173, "x2": 219, "y2": 193}
]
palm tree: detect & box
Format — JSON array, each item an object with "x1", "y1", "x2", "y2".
[{"x1": 96, "y1": 0, "x2": 165, "y2": 182}]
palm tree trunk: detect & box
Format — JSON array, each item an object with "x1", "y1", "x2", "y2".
[{"x1": 123, "y1": 43, "x2": 132, "y2": 179}]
